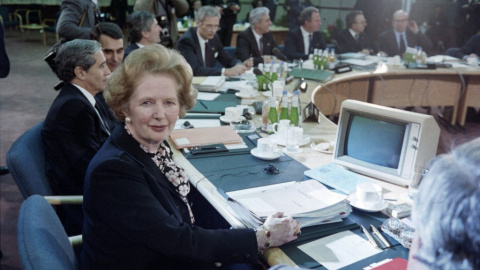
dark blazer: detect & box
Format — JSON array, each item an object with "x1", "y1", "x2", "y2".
[
  {"x1": 284, "y1": 28, "x2": 326, "y2": 60},
  {"x1": 334, "y1": 29, "x2": 378, "y2": 55},
  {"x1": 176, "y1": 27, "x2": 240, "y2": 76},
  {"x1": 124, "y1": 43, "x2": 140, "y2": 59},
  {"x1": 377, "y1": 29, "x2": 433, "y2": 57},
  {"x1": 447, "y1": 34, "x2": 480, "y2": 59},
  {"x1": 236, "y1": 27, "x2": 278, "y2": 66},
  {"x1": 80, "y1": 125, "x2": 257, "y2": 270},
  {"x1": 42, "y1": 83, "x2": 112, "y2": 235},
  {"x1": 57, "y1": 0, "x2": 98, "y2": 40}
]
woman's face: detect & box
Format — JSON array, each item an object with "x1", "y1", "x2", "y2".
[{"x1": 124, "y1": 74, "x2": 180, "y2": 151}]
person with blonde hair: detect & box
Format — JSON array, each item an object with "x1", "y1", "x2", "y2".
[{"x1": 80, "y1": 44, "x2": 300, "y2": 270}]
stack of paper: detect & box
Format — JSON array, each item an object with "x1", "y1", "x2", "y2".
[
  {"x1": 226, "y1": 180, "x2": 352, "y2": 228},
  {"x1": 192, "y1": 76, "x2": 225, "y2": 92}
]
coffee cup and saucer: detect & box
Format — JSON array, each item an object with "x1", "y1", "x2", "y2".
[
  {"x1": 250, "y1": 138, "x2": 281, "y2": 160},
  {"x1": 220, "y1": 107, "x2": 246, "y2": 123},
  {"x1": 348, "y1": 182, "x2": 388, "y2": 212}
]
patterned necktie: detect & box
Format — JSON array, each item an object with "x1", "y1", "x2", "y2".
[
  {"x1": 308, "y1": 34, "x2": 313, "y2": 54},
  {"x1": 204, "y1": 41, "x2": 210, "y2": 67},
  {"x1": 259, "y1": 36, "x2": 263, "y2": 56},
  {"x1": 399, "y1": 34, "x2": 406, "y2": 55},
  {"x1": 94, "y1": 104, "x2": 110, "y2": 135}
]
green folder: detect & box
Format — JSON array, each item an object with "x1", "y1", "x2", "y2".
[{"x1": 289, "y1": 68, "x2": 334, "y2": 82}]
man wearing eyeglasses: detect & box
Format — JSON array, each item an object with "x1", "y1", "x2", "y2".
[
  {"x1": 377, "y1": 10, "x2": 432, "y2": 57},
  {"x1": 177, "y1": 6, "x2": 253, "y2": 76},
  {"x1": 335, "y1": 10, "x2": 379, "y2": 55}
]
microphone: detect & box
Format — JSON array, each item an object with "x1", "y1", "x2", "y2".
[
  {"x1": 272, "y1": 47, "x2": 288, "y2": 61},
  {"x1": 253, "y1": 67, "x2": 263, "y2": 76}
]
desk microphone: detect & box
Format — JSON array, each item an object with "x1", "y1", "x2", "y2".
[{"x1": 272, "y1": 47, "x2": 288, "y2": 62}]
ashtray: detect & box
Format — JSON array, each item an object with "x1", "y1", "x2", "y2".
[{"x1": 230, "y1": 121, "x2": 256, "y2": 133}]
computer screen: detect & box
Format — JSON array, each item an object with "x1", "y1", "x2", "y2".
[{"x1": 334, "y1": 100, "x2": 440, "y2": 187}]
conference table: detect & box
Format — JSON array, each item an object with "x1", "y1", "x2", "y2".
[{"x1": 309, "y1": 62, "x2": 480, "y2": 127}]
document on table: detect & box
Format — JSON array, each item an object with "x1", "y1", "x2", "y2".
[
  {"x1": 298, "y1": 230, "x2": 381, "y2": 270},
  {"x1": 304, "y1": 163, "x2": 372, "y2": 194},
  {"x1": 174, "y1": 119, "x2": 220, "y2": 129}
]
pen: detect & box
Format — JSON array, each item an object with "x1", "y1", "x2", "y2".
[
  {"x1": 370, "y1": 225, "x2": 390, "y2": 248},
  {"x1": 360, "y1": 225, "x2": 378, "y2": 248},
  {"x1": 193, "y1": 146, "x2": 220, "y2": 150},
  {"x1": 199, "y1": 101, "x2": 209, "y2": 109}
]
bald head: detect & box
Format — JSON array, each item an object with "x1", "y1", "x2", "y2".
[{"x1": 392, "y1": 10, "x2": 409, "y2": 32}]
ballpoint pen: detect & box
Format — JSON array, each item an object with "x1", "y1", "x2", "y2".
[
  {"x1": 192, "y1": 146, "x2": 220, "y2": 150},
  {"x1": 360, "y1": 225, "x2": 378, "y2": 248},
  {"x1": 370, "y1": 224, "x2": 391, "y2": 248},
  {"x1": 199, "y1": 101, "x2": 209, "y2": 109}
]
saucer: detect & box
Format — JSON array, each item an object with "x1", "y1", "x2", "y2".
[
  {"x1": 310, "y1": 140, "x2": 334, "y2": 154},
  {"x1": 250, "y1": 148, "x2": 281, "y2": 160},
  {"x1": 269, "y1": 134, "x2": 310, "y2": 147},
  {"x1": 347, "y1": 192, "x2": 388, "y2": 212},
  {"x1": 235, "y1": 92, "x2": 259, "y2": 99},
  {"x1": 219, "y1": 115, "x2": 246, "y2": 124}
]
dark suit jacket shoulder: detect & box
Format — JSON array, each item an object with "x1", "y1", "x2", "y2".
[
  {"x1": 378, "y1": 29, "x2": 432, "y2": 57},
  {"x1": 284, "y1": 29, "x2": 326, "y2": 60},
  {"x1": 236, "y1": 27, "x2": 278, "y2": 66},
  {"x1": 177, "y1": 27, "x2": 239, "y2": 76},
  {"x1": 81, "y1": 126, "x2": 257, "y2": 270},
  {"x1": 124, "y1": 43, "x2": 140, "y2": 60},
  {"x1": 334, "y1": 29, "x2": 378, "y2": 55},
  {"x1": 42, "y1": 83, "x2": 110, "y2": 235}
]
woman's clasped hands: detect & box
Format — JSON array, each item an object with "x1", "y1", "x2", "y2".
[{"x1": 255, "y1": 212, "x2": 301, "y2": 254}]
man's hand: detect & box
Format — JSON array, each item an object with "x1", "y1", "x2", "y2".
[
  {"x1": 359, "y1": 49, "x2": 370, "y2": 55},
  {"x1": 408, "y1": 20, "x2": 419, "y2": 34},
  {"x1": 243, "y1": 57, "x2": 253, "y2": 70},
  {"x1": 225, "y1": 64, "x2": 247, "y2": 76},
  {"x1": 229, "y1": 4, "x2": 240, "y2": 12}
]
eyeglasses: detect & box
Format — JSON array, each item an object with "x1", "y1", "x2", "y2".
[{"x1": 380, "y1": 217, "x2": 415, "y2": 249}]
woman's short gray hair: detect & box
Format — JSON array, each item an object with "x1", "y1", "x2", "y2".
[
  {"x1": 412, "y1": 137, "x2": 480, "y2": 269},
  {"x1": 249, "y1": 7, "x2": 269, "y2": 25},
  {"x1": 55, "y1": 39, "x2": 102, "y2": 82}
]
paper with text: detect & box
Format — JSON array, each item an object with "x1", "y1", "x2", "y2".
[{"x1": 298, "y1": 230, "x2": 382, "y2": 269}]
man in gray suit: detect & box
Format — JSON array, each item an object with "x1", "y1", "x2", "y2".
[{"x1": 57, "y1": 0, "x2": 99, "y2": 41}]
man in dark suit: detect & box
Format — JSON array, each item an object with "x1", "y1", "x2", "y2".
[
  {"x1": 284, "y1": 7, "x2": 326, "y2": 60},
  {"x1": 42, "y1": 39, "x2": 112, "y2": 236},
  {"x1": 91, "y1": 22, "x2": 124, "y2": 73},
  {"x1": 236, "y1": 7, "x2": 279, "y2": 66},
  {"x1": 177, "y1": 6, "x2": 252, "y2": 76},
  {"x1": 335, "y1": 10, "x2": 378, "y2": 55},
  {"x1": 284, "y1": 0, "x2": 312, "y2": 30},
  {"x1": 124, "y1": 11, "x2": 162, "y2": 59},
  {"x1": 377, "y1": 10, "x2": 432, "y2": 57},
  {"x1": 57, "y1": 0, "x2": 99, "y2": 41},
  {"x1": 446, "y1": 34, "x2": 480, "y2": 61}
]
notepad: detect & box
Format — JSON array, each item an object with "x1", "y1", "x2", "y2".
[
  {"x1": 169, "y1": 126, "x2": 243, "y2": 149},
  {"x1": 304, "y1": 163, "x2": 372, "y2": 194}
]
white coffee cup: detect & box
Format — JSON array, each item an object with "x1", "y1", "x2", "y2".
[
  {"x1": 257, "y1": 138, "x2": 277, "y2": 155},
  {"x1": 356, "y1": 182, "x2": 383, "y2": 208},
  {"x1": 272, "y1": 80, "x2": 285, "y2": 97},
  {"x1": 285, "y1": 126, "x2": 303, "y2": 152},
  {"x1": 239, "y1": 85, "x2": 254, "y2": 97},
  {"x1": 466, "y1": 56, "x2": 479, "y2": 67},
  {"x1": 224, "y1": 107, "x2": 241, "y2": 121}
]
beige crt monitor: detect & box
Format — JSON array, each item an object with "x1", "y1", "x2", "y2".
[{"x1": 333, "y1": 100, "x2": 440, "y2": 187}]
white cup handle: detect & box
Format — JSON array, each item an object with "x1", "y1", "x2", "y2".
[{"x1": 272, "y1": 123, "x2": 279, "y2": 133}]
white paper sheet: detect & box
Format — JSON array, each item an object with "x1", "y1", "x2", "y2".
[
  {"x1": 197, "y1": 92, "x2": 221, "y2": 101},
  {"x1": 298, "y1": 230, "x2": 382, "y2": 270}
]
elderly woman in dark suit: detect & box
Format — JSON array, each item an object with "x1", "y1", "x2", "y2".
[{"x1": 80, "y1": 44, "x2": 300, "y2": 270}]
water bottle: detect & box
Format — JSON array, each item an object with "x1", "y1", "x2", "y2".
[
  {"x1": 290, "y1": 90, "x2": 300, "y2": 126},
  {"x1": 279, "y1": 90, "x2": 290, "y2": 120}
]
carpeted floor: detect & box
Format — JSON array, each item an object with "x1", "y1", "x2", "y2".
[{"x1": 1, "y1": 29, "x2": 480, "y2": 270}]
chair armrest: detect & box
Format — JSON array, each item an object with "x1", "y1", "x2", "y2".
[
  {"x1": 11, "y1": 13, "x2": 23, "y2": 26},
  {"x1": 42, "y1": 18, "x2": 56, "y2": 27},
  {"x1": 44, "y1": 195, "x2": 83, "y2": 205},
  {"x1": 26, "y1": 10, "x2": 41, "y2": 25},
  {"x1": 68, "y1": 235, "x2": 82, "y2": 246}
]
